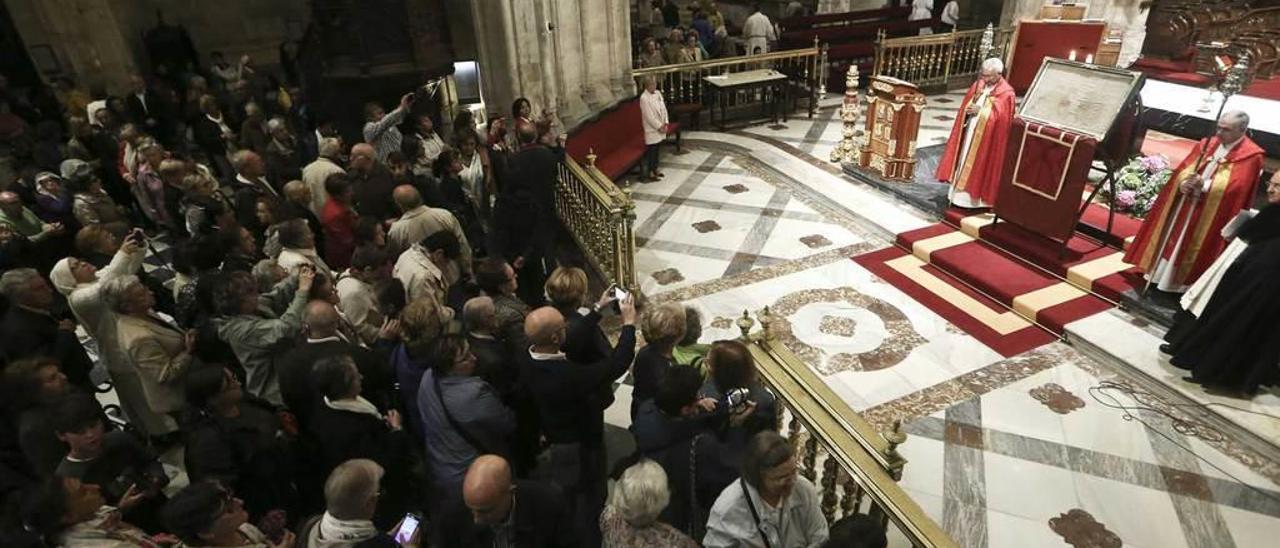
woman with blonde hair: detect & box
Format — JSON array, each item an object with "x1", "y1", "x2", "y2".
[
  {"x1": 631, "y1": 301, "x2": 687, "y2": 419},
  {"x1": 545, "y1": 265, "x2": 613, "y2": 362},
  {"x1": 393, "y1": 297, "x2": 454, "y2": 440}
]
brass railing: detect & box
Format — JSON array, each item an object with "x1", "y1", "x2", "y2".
[
  {"x1": 554, "y1": 153, "x2": 638, "y2": 290},
  {"x1": 874, "y1": 27, "x2": 1013, "y2": 91},
  {"x1": 737, "y1": 308, "x2": 957, "y2": 547},
  {"x1": 631, "y1": 43, "x2": 829, "y2": 117}
]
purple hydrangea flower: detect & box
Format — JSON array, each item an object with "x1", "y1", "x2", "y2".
[{"x1": 1116, "y1": 190, "x2": 1138, "y2": 210}]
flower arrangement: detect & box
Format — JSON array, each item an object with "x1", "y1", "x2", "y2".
[{"x1": 1100, "y1": 154, "x2": 1173, "y2": 218}]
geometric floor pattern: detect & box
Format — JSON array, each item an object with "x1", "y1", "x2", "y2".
[{"x1": 623, "y1": 93, "x2": 1280, "y2": 547}]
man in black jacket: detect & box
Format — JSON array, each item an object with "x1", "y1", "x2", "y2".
[
  {"x1": 223, "y1": 149, "x2": 279, "y2": 235},
  {"x1": 436, "y1": 454, "x2": 576, "y2": 547},
  {"x1": 277, "y1": 300, "x2": 394, "y2": 429},
  {"x1": 490, "y1": 123, "x2": 560, "y2": 305},
  {"x1": 0, "y1": 268, "x2": 93, "y2": 390},
  {"x1": 522, "y1": 296, "x2": 636, "y2": 547}
]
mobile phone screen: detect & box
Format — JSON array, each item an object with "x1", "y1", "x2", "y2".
[
  {"x1": 614, "y1": 288, "x2": 629, "y2": 301},
  {"x1": 394, "y1": 514, "x2": 420, "y2": 545}
]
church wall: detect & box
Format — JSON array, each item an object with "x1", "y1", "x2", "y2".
[
  {"x1": 469, "y1": 0, "x2": 633, "y2": 130},
  {"x1": 4, "y1": 0, "x2": 306, "y2": 94}
]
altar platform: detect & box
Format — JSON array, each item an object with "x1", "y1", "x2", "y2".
[{"x1": 1141, "y1": 79, "x2": 1280, "y2": 157}]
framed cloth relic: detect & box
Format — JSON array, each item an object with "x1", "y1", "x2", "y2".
[
  {"x1": 995, "y1": 118, "x2": 1098, "y2": 243},
  {"x1": 1017, "y1": 59, "x2": 1144, "y2": 141}
]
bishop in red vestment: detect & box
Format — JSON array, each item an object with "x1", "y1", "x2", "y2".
[
  {"x1": 1124, "y1": 111, "x2": 1264, "y2": 292},
  {"x1": 936, "y1": 57, "x2": 1016, "y2": 208}
]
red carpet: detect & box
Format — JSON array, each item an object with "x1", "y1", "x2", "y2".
[
  {"x1": 940, "y1": 207, "x2": 1144, "y2": 303},
  {"x1": 853, "y1": 247, "x2": 1058, "y2": 357},
  {"x1": 1244, "y1": 77, "x2": 1280, "y2": 101},
  {"x1": 852, "y1": 206, "x2": 1146, "y2": 356}
]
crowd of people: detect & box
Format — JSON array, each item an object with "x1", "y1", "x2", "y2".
[{"x1": 0, "y1": 38, "x2": 889, "y2": 548}]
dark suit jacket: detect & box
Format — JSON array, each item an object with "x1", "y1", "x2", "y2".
[
  {"x1": 191, "y1": 116, "x2": 228, "y2": 157},
  {"x1": 0, "y1": 306, "x2": 93, "y2": 389},
  {"x1": 223, "y1": 175, "x2": 277, "y2": 236},
  {"x1": 468, "y1": 334, "x2": 513, "y2": 401},
  {"x1": 278, "y1": 339, "x2": 394, "y2": 429},
  {"x1": 524, "y1": 326, "x2": 636, "y2": 445},
  {"x1": 351, "y1": 164, "x2": 398, "y2": 221},
  {"x1": 435, "y1": 479, "x2": 577, "y2": 548}
]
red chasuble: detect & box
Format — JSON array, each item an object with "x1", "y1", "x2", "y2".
[
  {"x1": 1123, "y1": 136, "x2": 1264, "y2": 289},
  {"x1": 935, "y1": 77, "x2": 1016, "y2": 206}
]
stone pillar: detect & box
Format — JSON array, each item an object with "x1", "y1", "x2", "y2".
[
  {"x1": 5, "y1": 0, "x2": 143, "y2": 93},
  {"x1": 469, "y1": 0, "x2": 632, "y2": 129}
]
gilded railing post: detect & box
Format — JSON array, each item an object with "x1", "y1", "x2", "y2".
[
  {"x1": 882, "y1": 419, "x2": 908, "y2": 481},
  {"x1": 821, "y1": 454, "x2": 839, "y2": 524}
]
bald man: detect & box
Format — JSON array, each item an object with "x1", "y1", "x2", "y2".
[
  {"x1": 521, "y1": 296, "x2": 637, "y2": 546},
  {"x1": 434, "y1": 455, "x2": 575, "y2": 547},
  {"x1": 386, "y1": 185, "x2": 472, "y2": 279},
  {"x1": 348, "y1": 142, "x2": 399, "y2": 221},
  {"x1": 277, "y1": 299, "x2": 395, "y2": 428}
]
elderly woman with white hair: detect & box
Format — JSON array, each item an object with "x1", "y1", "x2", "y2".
[
  {"x1": 49, "y1": 230, "x2": 174, "y2": 436},
  {"x1": 102, "y1": 274, "x2": 197, "y2": 436},
  {"x1": 600, "y1": 458, "x2": 698, "y2": 547}
]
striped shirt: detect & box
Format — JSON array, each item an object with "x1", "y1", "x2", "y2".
[{"x1": 362, "y1": 105, "x2": 408, "y2": 162}]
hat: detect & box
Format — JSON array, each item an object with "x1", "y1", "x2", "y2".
[
  {"x1": 60, "y1": 159, "x2": 93, "y2": 183},
  {"x1": 49, "y1": 258, "x2": 79, "y2": 296}
]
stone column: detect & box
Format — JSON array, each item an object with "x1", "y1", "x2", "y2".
[{"x1": 469, "y1": 0, "x2": 632, "y2": 129}]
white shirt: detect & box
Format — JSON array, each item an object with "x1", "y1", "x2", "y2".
[
  {"x1": 942, "y1": 0, "x2": 960, "y2": 25},
  {"x1": 640, "y1": 90, "x2": 670, "y2": 145},
  {"x1": 910, "y1": 0, "x2": 934, "y2": 20},
  {"x1": 743, "y1": 12, "x2": 776, "y2": 39},
  {"x1": 1197, "y1": 138, "x2": 1242, "y2": 192},
  {"x1": 393, "y1": 244, "x2": 447, "y2": 306}
]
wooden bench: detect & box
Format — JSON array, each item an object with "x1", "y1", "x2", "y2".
[{"x1": 565, "y1": 96, "x2": 681, "y2": 182}]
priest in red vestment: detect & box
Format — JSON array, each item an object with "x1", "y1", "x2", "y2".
[
  {"x1": 1124, "y1": 110, "x2": 1264, "y2": 292},
  {"x1": 936, "y1": 57, "x2": 1016, "y2": 208}
]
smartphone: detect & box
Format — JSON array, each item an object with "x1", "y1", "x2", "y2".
[
  {"x1": 394, "y1": 513, "x2": 421, "y2": 545},
  {"x1": 610, "y1": 285, "x2": 629, "y2": 314}
]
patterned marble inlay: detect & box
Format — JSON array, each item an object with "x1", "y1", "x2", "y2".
[
  {"x1": 1048, "y1": 509, "x2": 1122, "y2": 548},
  {"x1": 818, "y1": 315, "x2": 858, "y2": 337},
  {"x1": 799, "y1": 234, "x2": 833, "y2": 249},
  {"x1": 651, "y1": 268, "x2": 686, "y2": 285},
  {"x1": 1029, "y1": 382, "x2": 1086, "y2": 415},
  {"x1": 709, "y1": 316, "x2": 735, "y2": 330},
  {"x1": 692, "y1": 220, "x2": 722, "y2": 233},
  {"x1": 767, "y1": 287, "x2": 927, "y2": 374},
  {"x1": 723, "y1": 183, "x2": 750, "y2": 194}
]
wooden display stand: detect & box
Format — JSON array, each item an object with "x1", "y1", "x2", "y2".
[{"x1": 858, "y1": 76, "x2": 925, "y2": 181}]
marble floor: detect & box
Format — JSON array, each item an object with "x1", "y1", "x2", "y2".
[{"x1": 618, "y1": 92, "x2": 1280, "y2": 547}]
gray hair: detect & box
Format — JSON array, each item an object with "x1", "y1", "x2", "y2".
[
  {"x1": 137, "y1": 139, "x2": 163, "y2": 154},
  {"x1": 1221, "y1": 110, "x2": 1250, "y2": 131},
  {"x1": 99, "y1": 275, "x2": 141, "y2": 313},
  {"x1": 742, "y1": 431, "x2": 794, "y2": 492},
  {"x1": 610, "y1": 459, "x2": 670, "y2": 526},
  {"x1": 318, "y1": 137, "x2": 342, "y2": 158},
  {"x1": 230, "y1": 149, "x2": 258, "y2": 173},
  {"x1": 981, "y1": 57, "x2": 1004, "y2": 74},
  {"x1": 324, "y1": 458, "x2": 385, "y2": 520},
  {"x1": 266, "y1": 117, "x2": 287, "y2": 133},
  {"x1": 251, "y1": 259, "x2": 284, "y2": 292},
  {"x1": 462, "y1": 296, "x2": 495, "y2": 332},
  {"x1": 0, "y1": 268, "x2": 40, "y2": 299}
]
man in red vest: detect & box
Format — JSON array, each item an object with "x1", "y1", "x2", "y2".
[
  {"x1": 1124, "y1": 110, "x2": 1264, "y2": 292},
  {"x1": 936, "y1": 57, "x2": 1017, "y2": 208}
]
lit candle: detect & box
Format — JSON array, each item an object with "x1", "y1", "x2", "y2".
[
  {"x1": 1085, "y1": 54, "x2": 1094, "y2": 64},
  {"x1": 1069, "y1": 50, "x2": 1077, "y2": 61}
]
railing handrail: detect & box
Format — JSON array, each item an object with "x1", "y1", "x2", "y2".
[
  {"x1": 562, "y1": 153, "x2": 626, "y2": 212},
  {"x1": 631, "y1": 44, "x2": 822, "y2": 78},
  {"x1": 877, "y1": 27, "x2": 988, "y2": 48},
  {"x1": 741, "y1": 314, "x2": 958, "y2": 548}
]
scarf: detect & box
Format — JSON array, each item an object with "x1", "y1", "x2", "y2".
[
  {"x1": 1238, "y1": 203, "x2": 1280, "y2": 244},
  {"x1": 322, "y1": 395, "x2": 381, "y2": 418},
  {"x1": 314, "y1": 512, "x2": 378, "y2": 545}
]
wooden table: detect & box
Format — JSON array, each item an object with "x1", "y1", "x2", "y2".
[{"x1": 703, "y1": 68, "x2": 790, "y2": 130}]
